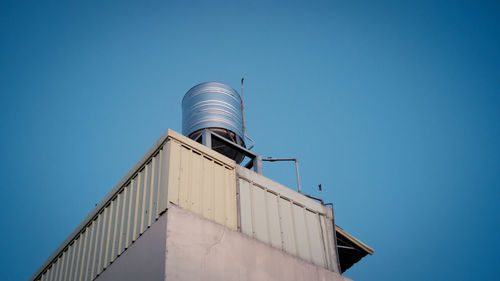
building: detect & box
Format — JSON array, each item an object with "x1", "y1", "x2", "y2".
[
  {"x1": 30, "y1": 81, "x2": 372, "y2": 281},
  {"x1": 29, "y1": 129, "x2": 372, "y2": 281}
]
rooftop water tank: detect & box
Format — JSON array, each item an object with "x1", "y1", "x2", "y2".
[{"x1": 182, "y1": 82, "x2": 246, "y2": 163}]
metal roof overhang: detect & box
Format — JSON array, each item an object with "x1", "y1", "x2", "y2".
[{"x1": 335, "y1": 226, "x2": 374, "y2": 273}]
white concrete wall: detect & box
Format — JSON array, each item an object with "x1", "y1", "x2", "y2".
[{"x1": 165, "y1": 205, "x2": 351, "y2": 281}]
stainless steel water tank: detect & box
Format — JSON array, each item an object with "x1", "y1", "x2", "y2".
[{"x1": 182, "y1": 82, "x2": 246, "y2": 163}]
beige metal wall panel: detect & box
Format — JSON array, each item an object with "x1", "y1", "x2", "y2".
[
  {"x1": 236, "y1": 166, "x2": 340, "y2": 273},
  {"x1": 31, "y1": 129, "x2": 239, "y2": 281},
  {"x1": 164, "y1": 138, "x2": 237, "y2": 230}
]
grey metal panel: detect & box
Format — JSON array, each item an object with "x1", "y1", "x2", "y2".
[
  {"x1": 238, "y1": 178, "x2": 253, "y2": 236},
  {"x1": 306, "y1": 210, "x2": 325, "y2": 267},
  {"x1": 251, "y1": 185, "x2": 268, "y2": 241},
  {"x1": 30, "y1": 137, "x2": 172, "y2": 281},
  {"x1": 265, "y1": 192, "x2": 281, "y2": 249},
  {"x1": 292, "y1": 203, "x2": 311, "y2": 262},
  {"x1": 278, "y1": 197, "x2": 297, "y2": 256},
  {"x1": 236, "y1": 165, "x2": 340, "y2": 273}
]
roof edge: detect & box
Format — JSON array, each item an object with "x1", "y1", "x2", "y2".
[
  {"x1": 29, "y1": 129, "x2": 174, "y2": 281},
  {"x1": 335, "y1": 226, "x2": 374, "y2": 255}
]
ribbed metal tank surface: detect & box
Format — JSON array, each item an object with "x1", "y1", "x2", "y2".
[{"x1": 182, "y1": 82, "x2": 244, "y2": 141}]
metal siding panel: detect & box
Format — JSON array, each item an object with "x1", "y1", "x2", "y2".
[
  {"x1": 47, "y1": 267, "x2": 53, "y2": 281},
  {"x1": 165, "y1": 142, "x2": 179, "y2": 208},
  {"x1": 46, "y1": 266, "x2": 53, "y2": 281},
  {"x1": 134, "y1": 171, "x2": 144, "y2": 241},
  {"x1": 55, "y1": 256, "x2": 64, "y2": 281},
  {"x1": 52, "y1": 263, "x2": 58, "y2": 281},
  {"x1": 51, "y1": 257, "x2": 60, "y2": 281},
  {"x1": 150, "y1": 151, "x2": 160, "y2": 223},
  {"x1": 50, "y1": 265, "x2": 56, "y2": 281},
  {"x1": 60, "y1": 253, "x2": 67, "y2": 281},
  {"x1": 178, "y1": 146, "x2": 192, "y2": 209},
  {"x1": 71, "y1": 235, "x2": 82, "y2": 281},
  {"x1": 278, "y1": 197, "x2": 297, "y2": 256},
  {"x1": 306, "y1": 211, "x2": 326, "y2": 267},
  {"x1": 64, "y1": 248, "x2": 72, "y2": 281},
  {"x1": 163, "y1": 139, "x2": 236, "y2": 230},
  {"x1": 55, "y1": 257, "x2": 63, "y2": 281},
  {"x1": 41, "y1": 269, "x2": 48, "y2": 281},
  {"x1": 65, "y1": 243, "x2": 75, "y2": 281},
  {"x1": 320, "y1": 216, "x2": 333, "y2": 270},
  {"x1": 139, "y1": 166, "x2": 148, "y2": 235},
  {"x1": 266, "y1": 192, "x2": 282, "y2": 249},
  {"x1": 158, "y1": 145, "x2": 171, "y2": 215},
  {"x1": 49, "y1": 266, "x2": 55, "y2": 281},
  {"x1": 238, "y1": 177, "x2": 253, "y2": 236},
  {"x1": 103, "y1": 200, "x2": 115, "y2": 269},
  {"x1": 147, "y1": 155, "x2": 157, "y2": 227},
  {"x1": 31, "y1": 131, "x2": 241, "y2": 281},
  {"x1": 118, "y1": 186, "x2": 129, "y2": 254},
  {"x1": 83, "y1": 223, "x2": 95, "y2": 281},
  {"x1": 250, "y1": 184, "x2": 268, "y2": 242},
  {"x1": 324, "y1": 217, "x2": 338, "y2": 271},
  {"x1": 90, "y1": 214, "x2": 101, "y2": 279},
  {"x1": 201, "y1": 156, "x2": 214, "y2": 220},
  {"x1": 130, "y1": 175, "x2": 140, "y2": 242},
  {"x1": 96, "y1": 208, "x2": 108, "y2": 276},
  {"x1": 51, "y1": 265, "x2": 56, "y2": 281},
  {"x1": 110, "y1": 192, "x2": 122, "y2": 262},
  {"x1": 44, "y1": 266, "x2": 51, "y2": 281},
  {"x1": 235, "y1": 166, "x2": 338, "y2": 272},
  {"x1": 53, "y1": 263, "x2": 59, "y2": 281},
  {"x1": 59, "y1": 248, "x2": 69, "y2": 281},
  {"x1": 124, "y1": 180, "x2": 135, "y2": 250},
  {"x1": 190, "y1": 152, "x2": 203, "y2": 215},
  {"x1": 78, "y1": 229, "x2": 89, "y2": 281},
  {"x1": 236, "y1": 166, "x2": 326, "y2": 213},
  {"x1": 74, "y1": 235, "x2": 83, "y2": 281},
  {"x1": 292, "y1": 204, "x2": 311, "y2": 261},
  {"x1": 225, "y1": 167, "x2": 237, "y2": 229},
  {"x1": 52, "y1": 264, "x2": 57, "y2": 281},
  {"x1": 142, "y1": 160, "x2": 152, "y2": 232},
  {"x1": 213, "y1": 161, "x2": 226, "y2": 225}
]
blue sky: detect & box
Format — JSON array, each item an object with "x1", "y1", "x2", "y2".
[{"x1": 1, "y1": 0, "x2": 499, "y2": 280}]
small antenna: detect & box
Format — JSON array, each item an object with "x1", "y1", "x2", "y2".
[{"x1": 241, "y1": 77, "x2": 255, "y2": 150}]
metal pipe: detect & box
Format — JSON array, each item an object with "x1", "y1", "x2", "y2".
[
  {"x1": 202, "y1": 129, "x2": 212, "y2": 149},
  {"x1": 262, "y1": 157, "x2": 301, "y2": 193},
  {"x1": 294, "y1": 160, "x2": 301, "y2": 193},
  {"x1": 254, "y1": 155, "x2": 263, "y2": 175},
  {"x1": 240, "y1": 78, "x2": 255, "y2": 150},
  {"x1": 304, "y1": 194, "x2": 324, "y2": 205}
]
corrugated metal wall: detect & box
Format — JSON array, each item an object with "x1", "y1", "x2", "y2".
[
  {"x1": 164, "y1": 138, "x2": 237, "y2": 230},
  {"x1": 32, "y1": 129, "x2": 340, "y2": 280},
  {"x1": 34, "y1": 145, "x2": 169, "y2": 281},
  {"x1": 32, "y1": 130, "x2": 237, "y2": 281},
  {"x1": 236, "y1": 166, "x2": 340, "y2": 273}
]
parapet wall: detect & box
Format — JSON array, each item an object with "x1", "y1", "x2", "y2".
[{"x1": 30, "y1": 129, "x2": 341, "y2": 281}]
